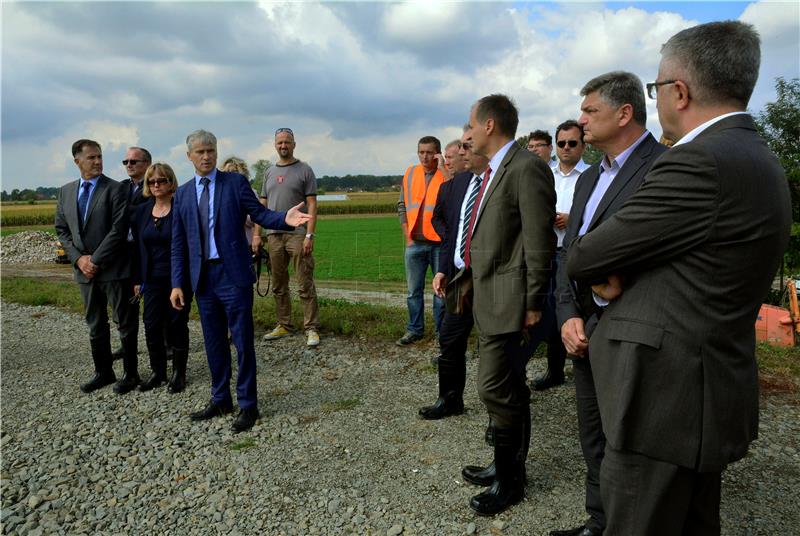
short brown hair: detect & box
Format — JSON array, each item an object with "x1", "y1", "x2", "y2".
[
  {"x1": 143, "y1": 163, "x2": 178, "y2": 198},
  {"x1": 72, "y1": 139, "x2": 101, "y2": 157},
  {"x1": 474, "y1": 94, "x2": 519, "y2": 138}
]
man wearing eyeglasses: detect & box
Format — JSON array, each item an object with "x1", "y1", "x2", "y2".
[
  {"x1": 255, "y1": 128, "x2": 321, "y2": 348},
  {"x1": 567, "y1": 22, "x2": 790, "y2": 533},
  {"x1": 526, "y1": 130, "x2": 554, "y2": 165},
  {"x1": 531, "y1": 120, "x2": 588, "y2": 392}
]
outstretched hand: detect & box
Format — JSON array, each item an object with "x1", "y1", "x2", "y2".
[{"x1": 285, "y1": 202, "x2": 312, "y2": 227}]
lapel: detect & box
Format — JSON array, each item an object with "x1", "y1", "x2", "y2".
[
  {"x1": 83, "y1": 175, "x2": 108, "y2": 227},
  {"x1": 473, "y1": 143, "x2": 518, "y2": 231},
  {"x1": 64, "y1": 180, "x2": 80, "y2": 225},
  {"x1": 453, "y1": 172, "x2": 472, "y2": 205},
  {"x1": 587, "y1": 134, "x2": 655, "y2": 231},
  {"x1": 568, "y1": 165, "x2": 600, "y2": 242},
  {"x1": 213, "y1": 170, "x2": 224, "y2": 232}
]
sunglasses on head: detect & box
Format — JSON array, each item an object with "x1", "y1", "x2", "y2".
[
  {"x1": 557, "y1": 140, "x2": 579, "y2": 148},
  {"x1": 275, "y1": 127, "x2": 294, "y2": 136},
  {"x1": 147, "y1": 178, "x2": 169, "y2": 186},
  {"x1": 123, "y1": 159, "x2": 144, "y2": 165}
]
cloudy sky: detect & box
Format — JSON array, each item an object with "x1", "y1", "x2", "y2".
[{"x1": 2, "y1": 1, "x2": 798, "y2": 191}]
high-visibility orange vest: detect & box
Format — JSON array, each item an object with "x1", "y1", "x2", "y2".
[{"x1": 402, "y1": 165, "x2": 445, "y2": 242}]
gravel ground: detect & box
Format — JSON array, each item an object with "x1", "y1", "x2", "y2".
[
  {"x1": 0, "y1": 232, "x2": 61, "y2": 266},
  {"x1": 1, "y1": 300, "x2": 799, "y2": 535}
]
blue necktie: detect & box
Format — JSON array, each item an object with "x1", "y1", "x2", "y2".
[
  {"x1": 198, "y1": 177, "x2": 210, "y2": 260},
  {"x1": 78, "y1": 181, "x2": 92, "y2": 224}
]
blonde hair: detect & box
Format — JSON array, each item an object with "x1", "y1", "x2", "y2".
[
  {"x1": 221, "y1": 156, "x2": 250, "y2": 179},
  {"x1": 143, "y1": 162, "x2": 178, "y2": 197}
]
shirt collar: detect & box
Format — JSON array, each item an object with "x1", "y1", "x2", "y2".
[
  {"x1": 673, "y1": 111, "x2": 747, "y2": 147},
  {"x1": 554, "y1": 158, "x2": 589, "y2": 177},
  {"x1": 601, "y1": 130, "x2": 651, "y2": 173},
  {"x1": 195, "y1": 168, "x2": 218, "y2": 185},
  {"x1": 79, "y1": 176, "x2": 100, "y2": 187},
  {"x1": 488, "y1": 140, "x2": 516, "y2": 178}
]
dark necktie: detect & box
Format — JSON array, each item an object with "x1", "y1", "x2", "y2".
[
  {"x1": 462, "y1": 167, "x2": 491, "y2": 269},
  {"x1": 78, "y1": 181, "x2": 92, "y2": 224},
  {"x1": 198, "y1": 177, "x2": 210, "y2": 261}
]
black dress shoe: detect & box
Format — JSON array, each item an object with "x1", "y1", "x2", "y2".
[
  {"x1": 190, "y1": 400, "x2": 233, "y2": 421},
  {"x1": 113, "y1": 373, "x2": 141, "y2": 394},
  {"x1": 532, "y1": 370, "x2": 565, "y2": 391},
  {"x1": 138, "y1": 373, "x2": 167, "y2": 392},
  {"x1": 231, "y1": 407, "x2": 260, "y2": 432},
  {"x1": 549, "y1": 525, "x2": 602, "y2": 536},
  {"x1": 462, "y1": 462, "x2": 496, "y2": 487},
  {"x1": 418, "y1": 396, "x2": 464, "y2": 420},
  {"x1": 80, "y1": 371, "x2": 116, "y2": 393}
]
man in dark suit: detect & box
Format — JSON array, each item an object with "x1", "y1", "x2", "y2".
[
  {"x1": 455, "y1": 94, "x2": 555, "y2": 516},
  {"x1": 419, "y1": 130, "x2": 488, "y2": 420},
  {"x1": 567, "y1": 22, "x2": 791, "y2": 534},
  {"x1": 55, "y1": 139, "x2": 139, "y2": 394},
  {"x1": 550, "y1": 71, "x2": 667, "y2": 536},
  {"x1": 110, "y1": 146, "x2": 151, "y2": 361},
  {"x1": 170, "y1": 130, "x2": 310, "y2": 433}
]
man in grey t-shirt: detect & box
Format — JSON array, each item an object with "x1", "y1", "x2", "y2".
[{"x1": 253, "y1": 127, "x2": 320, "y2": 347}]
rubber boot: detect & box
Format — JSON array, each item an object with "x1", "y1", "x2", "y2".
[
  {"x1": 418, "y1": 358, "x2": 465, "y2": 419},
  {"x1": 167, "y1": 348, "x2": 188, "y2": 393},
  {"x1": 139, "y1": 338, "x2": 168, "y2": 392},
  {"x1": 469, "y1": 425, "x2": 526, "y2": 516},
  {"x1": 80, "y1": 334, "x2": 116, "y2": 393},
  {"x1": 113, "y1": 335, "x2": 140, "y2": 394}
]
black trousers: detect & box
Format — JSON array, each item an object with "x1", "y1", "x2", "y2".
[
  {"x1": 142, "y1": 279, "x2": 190, "y2": 351},
  {"x1": 601, "y1": 444, "x2": 722, "y2": 535},
  {"x1": 438, "y1": 308, "x2": 474, "y2": 371},
  {"x1": 573, "y1": 356, "x2": 606, "y2": 532}
]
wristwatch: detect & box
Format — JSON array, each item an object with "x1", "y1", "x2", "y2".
[{"x1": 305, "y1": 233, "x2": 314, "y2": 239}]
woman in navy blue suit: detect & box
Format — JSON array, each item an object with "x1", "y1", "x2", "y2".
[{"x1": 132, "y1": 163, "x2": 192, "y2": 392}]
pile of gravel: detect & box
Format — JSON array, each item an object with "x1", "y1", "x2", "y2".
[
  {"x1": 0, "y1": 231, "x2": 59, "y2": 265},
  {"x1": 1, "y1": 300, "x2": 798, "y2": 535}
]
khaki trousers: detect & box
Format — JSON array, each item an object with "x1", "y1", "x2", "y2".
[{"x1": 267, "y1": 233, "x2": 320, "y2": 331}]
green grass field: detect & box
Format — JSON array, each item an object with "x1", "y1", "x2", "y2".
[{"x1": 314, "y1": 215, "x2": 406, "y2": 282}]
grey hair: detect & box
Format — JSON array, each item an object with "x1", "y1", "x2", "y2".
[
  {"x1": 444, "y1": 139, "x2": 461, "y2": 151},
  {"x1": 661, "y1": 20, "x2": 760, "y2": 108},
  {"x1": 186, "y1": 130, "x2": 217, "y2": 151},
  {"x1": 221, "y1": 155, "x2": 250, "y2": 179},
  {"x1": 462, "y1": 123, "x2": 471, "y2": 133},
  {"x1": 581, "y1": 71, "x2": 647, "y2": 127}
]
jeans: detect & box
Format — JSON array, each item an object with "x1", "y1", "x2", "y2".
[{"x1": 404, "y1": 241, "x2": 444, "y2": 336}]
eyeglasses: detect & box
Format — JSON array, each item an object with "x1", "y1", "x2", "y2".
[
  {"x1": 556, "y1": 140, "x2": 579, "y2": 149},
  {"x1": 275, "y1": 127, "x2": 294, "y2": 136},
  {"x1": 123, "y1": 159, "x2": 144, "y2": 165},
  {"x1": 461, "y1": 143, "x2": 472, "y2": 150},
  {"x1": 528, "y1": 143, "x2": 549, "y2": 149},
  {"x1": 646, "y1": 80, "x2": 676, "y2": 99},
  {"x1": 147, "y1": 178, "x2": 169, "y2": 186}
]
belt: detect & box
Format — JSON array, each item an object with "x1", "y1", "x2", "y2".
[{"x1": 204, "y1": 258, "x2": 223, "y2": 266}]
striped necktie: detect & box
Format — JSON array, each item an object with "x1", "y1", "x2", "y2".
[{"x1": 460, "y1": 166, "x2": 491, "y2": 268}]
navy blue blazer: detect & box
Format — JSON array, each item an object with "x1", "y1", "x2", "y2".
[
  {"x1": 433, "y1": 171, "x2": 472, "y2": 280},
  {"x1": 171, "y1": 170, "x2": 293, "y2": 291}
]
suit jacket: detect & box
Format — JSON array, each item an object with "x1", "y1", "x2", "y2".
[
  {"x1": 433, "y1": 171, "x2": 473, "y2": 281},
  {"x1": 119, "y1": 178, "x2": 147, "y2": 207},
  {"x1": 465, "y1": 143, "x2": 556, "y2": 336},
  {"x1": 555, "y1": 133, "x2": 666, "y2": 335},
  {"x1": 171, "y1": 170, "x2": 293, "y2": 292},
  {"x1": 130, "y1": 198, "x2": 190, "y2": 288},
  {"x1": 55, "y1": 174, "x2": 131, "y2": 283},
  {"x1": 566, "y1": 114, "x2": 791, "y2": 471}
]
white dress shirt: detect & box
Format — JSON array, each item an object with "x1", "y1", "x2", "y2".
[{"x1": 553, "y1": 158, "x2": 588, "y2": 247}]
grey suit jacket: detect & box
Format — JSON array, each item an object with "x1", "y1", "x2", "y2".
[
  {"x1": 566, "y1": 114, "x2": 791, "y2": 471},
  {"x1": 466, "y1": 143, "x2": 556, "y2": 336},
  {"x1": 55, "y1": 174, "x2": 131, "y2": 283},
  {"x1": 555, "y1": 133, "x2": 666, "y2": 335}
]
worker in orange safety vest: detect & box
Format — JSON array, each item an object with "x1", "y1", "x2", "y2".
[{"x1": 396, "y1": 135, "x2": 447, "y2": 346}]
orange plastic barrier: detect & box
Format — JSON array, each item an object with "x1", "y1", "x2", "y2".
[{"x1": 755, "y1": 304, "x2": 795, "y2": 347}]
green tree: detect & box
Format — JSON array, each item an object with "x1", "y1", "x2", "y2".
[
  {"x1": 756, "y1": 77, "x2": 800, "y2": 272},
  {"x1": 249, "y1": 159, "x2": 272, "y2": 195},
  {"x1": 582, "y1": 144, "x2": 604, "y2": 165}
]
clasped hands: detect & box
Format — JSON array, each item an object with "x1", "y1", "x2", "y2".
[{"x1": 76, "y1": 255, "x2": 98, "y2": 279}]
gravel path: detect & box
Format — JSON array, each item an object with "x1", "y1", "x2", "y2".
[{"x1": 1, "y1": 301, "x2": 799, "y2": 535}]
